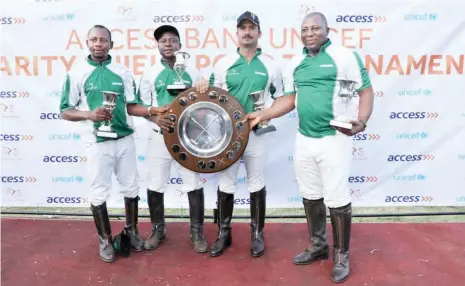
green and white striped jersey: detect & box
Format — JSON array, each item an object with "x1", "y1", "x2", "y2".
[
  {"x1": 59, "y1": 55, "x2": 138, "y2": 143},
  {"x1": 283, "y1": 39, "x2": 371, "y2": 138},
  {"x1": 209, "y1": 48, "x2": 284, "y2": 113},
  {"x1": 137, "y1": 58, "x2": 198, "y2": 131}
]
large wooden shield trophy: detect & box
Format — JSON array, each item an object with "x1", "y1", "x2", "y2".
[{"x1": 162, "y1": 87, "x2": 250, "y2": 173}]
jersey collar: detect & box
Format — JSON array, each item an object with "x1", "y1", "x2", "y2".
[
  {"x1": 87, "y1": 55, "x2": 112, "y2": 67},
  {"x1": 237, "y1": 47, "x2": 262, "y2": 61},
  {"x1": 302, "y1": 39, "x2": 332, "y2": 55}
]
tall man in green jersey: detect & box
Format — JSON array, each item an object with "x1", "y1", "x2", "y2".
[
  {"x1": 196, "y1": 12, "x2": 284, "y2": 258},
  {"x1": 60, "y1": 25, "x2": 168, "y2": 263},
  {"x1": 137, "y1": 25, "x2": 208, "y2": 253},
  {"x1": 243, "y1": 12, "x2": 374, "y2": 283}
]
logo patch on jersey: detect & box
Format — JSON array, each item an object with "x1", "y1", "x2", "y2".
[
  {"x1": 227, "y1": 69, "x2": 240, "y2": 76},
  {"x1": 320, "y1": 64, "x2": 334, "y2": 68},
  {"x1": 156, "y1": 80, "x2": 165, "y2": 88}
]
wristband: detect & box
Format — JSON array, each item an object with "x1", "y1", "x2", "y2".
[{"x1": 147, "y1": 106, "x2": 152, "y2": 116}]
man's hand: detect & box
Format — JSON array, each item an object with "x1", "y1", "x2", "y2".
[
  {"x1": 195, "y1": 77, "x2": 209, "y2": 94},
  {"x1": 151, "y1": 105, "x2": 171, "y2": 116},
  {"x1": 334, "y1": 120, "x2": 366, "y2": 136},
  {"x1": 154, "y1": 114, "x2": 175, "y2": 131},
  {"x1": 242, "y1": 110, "x2": 266, "y2": 130},
  {"x1": 88, "y1": 107, "x2": 112, "y2": 122}
]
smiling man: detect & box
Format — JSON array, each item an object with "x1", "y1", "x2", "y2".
[
  {"x1": 242, "y1": 12, "x2": 374, "y2": 283},
  {"x1": 136, "y1": 25, "x2": 208, "y2": 254},
  {"x1": 59, "y1": 25, "x2": 168, "y2": 263},
  {"x1": 196, "y1": 11, "x2": 284, "y2": 258}
]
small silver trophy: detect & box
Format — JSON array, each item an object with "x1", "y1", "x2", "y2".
[
  {"x1": 96, "y1": 91, "x2": 118, "y2": 138},
  {"x1": 167, "y1": 51, "x2": 190, "y2": 94},
  {"x1": 330, "y1": 79, "x2": 357, "y2": 130},
  {"x1": 249, "y1": 90, "x2": 276, "y2": 135}
]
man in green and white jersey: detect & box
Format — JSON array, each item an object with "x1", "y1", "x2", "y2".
[
  {"x1": 243, "y1": 13, "x2": 374, "y2": 283},
  {"x1": 196, "y1": 12, "x2": 284, "y2": 258},
  {"x1": 59, "y1": 25, "x2": 168, "y2": 263},
  {"x1": 136, "y1": 25, "x2": 208, "y2": 254}
]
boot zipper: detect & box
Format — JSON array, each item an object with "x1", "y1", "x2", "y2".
[
  {"x1": 337, "y1": 214, "x2": 343, "y2": 264},
  {"x1": 218, "y1": 196, "x2": 222, "y2": 238},
  {"x1": 255, "y1": 199, "x2": 259, "y2": 239}
]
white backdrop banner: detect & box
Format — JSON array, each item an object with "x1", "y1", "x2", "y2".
[{"x1": 1, "y1": 0, "x2": 464, "y2": 209}]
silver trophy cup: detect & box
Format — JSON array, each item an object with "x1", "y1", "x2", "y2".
[
  {"x1": 96, "y1": 91, "x2": 118, "y2": 138},
  {"x1": 330, "y1": 79, "x2": 357, "y2": 130},
  {"x1": 249, "y1": 90, "x2": 276, "y2": 135},
  {"x1": 167, "y1": 51, "x2": 190, "y2": 94}
]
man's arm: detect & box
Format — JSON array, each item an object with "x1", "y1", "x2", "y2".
[
  {"x1": 125, "y1": 70, "x2": 168, "y2": 117},
  {"x1": 264, "y1": 59, "x2": 297, "y2": 118},
  {"x1": 353, "y1": 51, "x2": 374, "y2": 125},
  {"x1": 59, "y1": 73, "x2": 93, "y2": 121}
]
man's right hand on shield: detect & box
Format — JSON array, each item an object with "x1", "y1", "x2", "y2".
[
  {"x1": 88, "y1": 107, "x2": 112, "y2": 122},
  {"x1": 154, "y1": 114, "x2": 175, "y2": 131},
  {"x1": 243, "y1": 110, "x2": 266, "y2": 130}
]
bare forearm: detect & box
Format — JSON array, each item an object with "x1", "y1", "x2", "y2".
[
  {"x1": 358, "y1": 87, "x2": 374, "y2": 123},
  {"x1": 61, "y1": 109, "x2": 91, "y2": 121},
  {"x1": 127, "y1": 103, "x2": 151, "y2": 117},
  {"x1": 262, "y1": 95, "x2": 296, "y2": 121}
]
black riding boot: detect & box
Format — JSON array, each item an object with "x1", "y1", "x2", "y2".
[
  {"x1": 124, "y1": 196, "x2": 144, "y2": 251},
  {"x1": 250, "y1": 187, "x2": 266, "y2": 257},
  {"x1": 292, "y1": 198, "x2": 329, "y2": 264},
  {"x1": 329, "y1": 203, "x2": 352, "y2": 283},
  {"x1": 209, "y1": 190, "x2": 234, "y2": 257},
  {"x1": 144, "y1": 189, "x2": 166, "y2": 250},
  {"x1": 90, "y1": 202, "x2": 116, "y2": 263},
  {"x1": 188, "y1": 188, "x2": 208, "y2": 253}
]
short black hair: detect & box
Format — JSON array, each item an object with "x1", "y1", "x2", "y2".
[{"x1": 88, "y1": 25, "x2": 112, "y2": 41}]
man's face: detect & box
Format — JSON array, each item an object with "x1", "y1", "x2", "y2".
[
  {"x1": 237, "y1": 20, "x2": 261, "y2": 47},
  {"x1": 301, "y1": 16, "x2": 328, "y2": 52},
  {"x1": 157, "y1": 32, "x2": 181, "y2": 58},
  {"x1": 86, "y1": 28, "x2": 112, "y2": 59}
]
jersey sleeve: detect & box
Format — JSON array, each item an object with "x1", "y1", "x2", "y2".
[
  {"x1": 283, "y1": 60, "x2": 297, "y2": 95},
  {"x1": 353, "y1": 51, "x2": 372, "y2": 92},
  {"x1": 136, "y1": 69, "x2": 154, "y2": 107},
  {"x1": 59, "y1": 72, "x2": 81, "y2": 112},
  {"x1": 270, "y1": 63, "x2": 285, "y2": 99},
  {"x1": 123, "y1": 70, "x2": 138, "y2": 104}
]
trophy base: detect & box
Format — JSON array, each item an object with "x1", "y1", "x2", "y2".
[
  {"x1": 330, "y1": 120, "x2": 353, "y2": 130},
  {"x1": 253, "y1": 124, "x2": 276, "y2": 136},
  {"x1": 167, "y1": 84, "x2": 188, "y2": 96},
  {"x1": 96, "y1": 131, "x2": 118, "y2": 138}
]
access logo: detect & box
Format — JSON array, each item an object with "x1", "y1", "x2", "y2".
[
  {"x1": 352, "y1": 133, "x2": 380, "y2": 141},
  {"x1": 0, "y1": 134, "x2": 33, "y2": 141},
  {"x1": 1, "y1": 176, "x2": 37, "y2": 183},
  {"x1": 46, "y1": 196, "x2": 89, "y2": 204},
  {"x1": 153, "y1": 15, "x2": 204, "y2": 23},
  {"x1": 335, "y1": 15, "x2": 386, "y2": 23},
  {"x1": 385, "y1": 195, "x2": 433, "y2": 203},
  {"x1": 0, "y1": 17, "x2": 26, "y2": 25},
  {"x1": 348, "y1": 176, "x2": 378, "y2": 183},
  {"x1": 387, "y1": 154, "x2": 435, "y2": 162},
  {"x1": 0, "y1": 90, "x2": 30, "y2": 99},
  {"x1": 389, "y1": 111, "x2": 439, "y2": 120},
  {"x1": 40, "y1": 113, "x2": 62, "y2": 120},
  {"x1": 43, "y1": 155, "x2": 87, "y2": 163}
]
